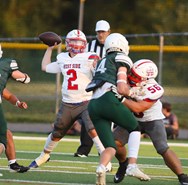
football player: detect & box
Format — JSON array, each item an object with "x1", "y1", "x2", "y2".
[
  {"x1": 3, "y1": 88, "x2": 30, "y2": 173},
  {"x1": 113, "y1": 59, "x2": 188, "y2": 185},
  {"x1": 0, "y1": 44, "x2": 30, "y2": 176},
  {"x1": 86, "y1": 33, "x2": 140, "y2": 185},
  {"x1": 29, "y1": 29, "x2": 112, "y2": 171},
  {"x1": 74, "y1": 20, "x2": 111, "y2": 159}
]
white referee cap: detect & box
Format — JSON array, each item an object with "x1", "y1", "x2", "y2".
[{"x1": 95, "y1": 20, "x2": 110, "y2": 32}]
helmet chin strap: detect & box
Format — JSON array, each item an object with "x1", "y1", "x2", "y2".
[
  {"x1": 69, "y1": 52, "x2": 77, "y2": 57},
  {"x1": 71, "y1": 48, "x2": 83, "y2": 54},
  {"x1": 136, "y1": 81, "x2": 147, "y2": 87},
  {"x1": 135, "y1": 76, "x2": 149, "y2": 87}
]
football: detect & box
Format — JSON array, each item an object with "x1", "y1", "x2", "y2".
[{"x1": 39, "y1": 31, "x2": 62, "y2": 46}]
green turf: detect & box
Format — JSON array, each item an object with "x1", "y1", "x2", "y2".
[{"x1": 0, "y1": 135, "x2": 187, "y2": 185}]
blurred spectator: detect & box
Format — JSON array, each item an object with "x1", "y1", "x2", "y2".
[{"x1": 162, "y1": 102, "x2": 179, "y2": 139}]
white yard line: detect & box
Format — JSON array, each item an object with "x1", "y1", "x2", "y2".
[
  {"x1": 0, "y1": 176, "x2": 177, "y2": 185},
  {"x1": 13, "y1": 136, "x2": 188, "y2": 147},
  {"x1": 0, "y1": 179, "x2": 92, "y2": 185}
]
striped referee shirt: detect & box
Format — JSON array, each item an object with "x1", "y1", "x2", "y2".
[{"x1": 86, "y1": 39, "x2": 106, "y2": 58}]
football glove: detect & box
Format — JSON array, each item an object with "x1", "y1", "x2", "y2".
[
  {"x1": 129, "y1": 87, "x2": 146, "y2": 98},
  {"x1": 16, "y1": 101, "x2": 28, "y2": 109},
  {"x1": 111, "y1": 85, "x2": 126, "y2": 102}
]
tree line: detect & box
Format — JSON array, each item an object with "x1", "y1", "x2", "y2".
[{"x1": 0, "y1": 0, "x2": 187, "y2": 38}]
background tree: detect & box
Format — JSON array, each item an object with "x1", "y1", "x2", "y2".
[{"x1": 0, "y1": 0, "x2": 187, "y2": 37}]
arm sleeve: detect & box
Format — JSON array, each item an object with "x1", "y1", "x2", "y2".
[
  {"x1": 46, "y1": 62, "x2": 61, "y2": 73},
  {"x1": 115, "y1": 54, "x2": 133, "y2": 71},
  {"x1": 10, "y1": 60, "x2": 19, "y2": 71}
]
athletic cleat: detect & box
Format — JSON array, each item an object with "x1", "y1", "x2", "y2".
[
  {"x1": 178, "y1": 173, "x2": 188, "y2": 185},
  {"x1": 105, "y1": 162, "x2": 112, "y2": 172},
  {"x1": 29, "y1": 160, "x2": 39, "y2": 168},
  {"x1": 126, "y1": 164, "x2": 151, "y2": 181},
  {"x1": 74, "y1": 152, "x2": 87, "y2": 157},
  {"x1": 96, "y1": 165, "x2": 106, "y2": 185},
  {"x1": 114, "y1": 159, "x2": 128, "y2": 183},
  {"x1": 9, "y1": 162, "x2": 30, "y2": 173},
  {"x1": 29, "y1": 152, "x2": 50, "y2": 168}
]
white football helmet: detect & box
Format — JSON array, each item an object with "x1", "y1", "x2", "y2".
[
  {"x1": 65, "y1": 29, "x2": 87, "y2": 54},
  {"x1": 128, "y1": 59, "x2": 158, "y2": 87},
  {"x1": 104, "y1": 33, "x2": 129, "y2": 55},
  {"x1": 0, "y1": 44, "x2": 3, "y2": 58}
]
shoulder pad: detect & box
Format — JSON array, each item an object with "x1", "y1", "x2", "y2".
[
  {"x1": 115, "y1": 53, "x2": 133, "y2": 68},
  {"x1": 57, "y1": 52, "x2": 69, "y2": 61},
  {"x1": 10, "y1": 60, "x2": 18, "y2": 70},
  {"x1": 143, "y1": 82, "x2": 164, "y2": 100}
]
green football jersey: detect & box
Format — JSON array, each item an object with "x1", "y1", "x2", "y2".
[
  {"x1": 0, "y1": 58, "x2": 19, "y2": 95},
  {"x1": 93, "y1": 51, "x2": 133, "y2": 85}
]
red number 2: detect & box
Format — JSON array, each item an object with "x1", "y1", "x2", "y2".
[{"x1": 67, "y1": 69, "x2": 78, "y2": 90}]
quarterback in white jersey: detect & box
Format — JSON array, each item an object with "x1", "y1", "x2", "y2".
[
  {"x1": 29, "y1": 29, "x2": 112, "y2": 172},
  {"x1": 46, "y1": 51, "x2": 96, "y2": 103},
  {"x1": 113, "y1": 59, "x2": 188, "y2": 185}
]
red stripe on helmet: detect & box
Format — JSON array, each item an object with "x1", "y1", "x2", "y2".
[
  {"x1": 77, "y1": 30, "x2": 80, "y2": 37},
  {"x1": 88, "y1": 54, "x2": 100, "y2": 60},
  {"x1": 135, "y1": 60, "x2": 152, "y2": 68},
  {"x1": 131, "y1": 68, "x2": 142, "y2": 79}
]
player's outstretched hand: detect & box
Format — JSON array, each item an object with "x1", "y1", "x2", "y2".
[
  {"x1": 48, "y1": 42, "x2": 58, "y2": 49},
  {"x1": 16, "y1": 101, "x2": 28, "y2": 109}
]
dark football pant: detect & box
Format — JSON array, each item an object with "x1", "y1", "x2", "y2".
[
  {"x1": 0, "y1": 104, "x2": 7, "y2": 147},
  {"x1": 88, "y1": 91, "x2": 138, "y2": 149},
  {"x1": 75, "y1": 124, "x2": 93, "y2": 156},
  {"x1": 76, "y1": 120, "x2": 116, "y2": 155},
  {"x1": 52, "y1": 101, "x2": 95, "y2": 139}
]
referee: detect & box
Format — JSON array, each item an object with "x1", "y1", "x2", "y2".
[
  {"x1": 74, "y1": 20, "x2": 111, "y2": 158},
  {"x1": 86, "y1": 20, "x2": 111, "y2": 58}
]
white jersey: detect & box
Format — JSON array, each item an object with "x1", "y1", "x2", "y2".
[
  {"x1": 131, "y1": 79, "x2": 165, "y2": 122},
  {"x1": 46, "y1": 52, "x2": 98, "y2": 103}
]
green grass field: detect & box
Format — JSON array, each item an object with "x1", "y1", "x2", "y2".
[{"x1": 0, "y1": 133, "x2": 188, "y2": 185}]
